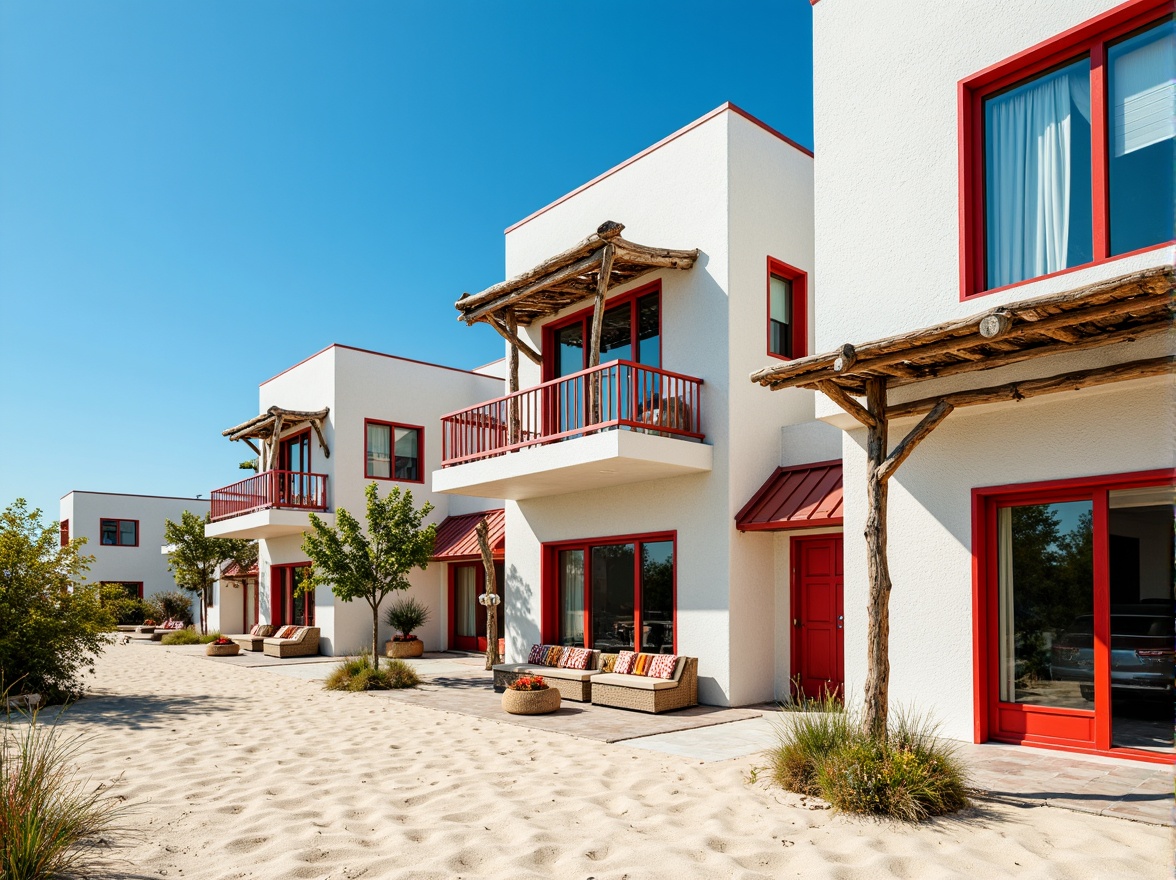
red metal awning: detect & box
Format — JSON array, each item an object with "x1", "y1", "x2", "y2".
[
  {"x1": 735, "y1": 460, "x2": 843, "y2": 531},
  {"x1": 220, "y1": 561, "x2": 259, "y2": 579},
  {"x1": 432, "y1": 509, "x2": 506, "y2": 560}
]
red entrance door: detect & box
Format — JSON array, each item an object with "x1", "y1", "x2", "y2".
[
  {"x1": 449, "y1": 562, "x2": 506, "y2": 653},
  {"x1": 791, "y1": 534, "x2": 844, "y2": 701}
]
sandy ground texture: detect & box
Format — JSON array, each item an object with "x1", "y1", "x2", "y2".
[{"x1": 45, "y1": 644, "x2": 1171, "y2": 880}]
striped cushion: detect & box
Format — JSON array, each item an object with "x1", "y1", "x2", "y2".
[
  {"x1": 249, "y1": 624, "x2": 274, "y2": 637},
  {"x1": 648, "y1": 654, "x2": 679, "y2": 679},
  {"x1": 274, "y1": 625, "x2": 299, "y2": 639},
  {"x1": 559, "y1": 647, "x2": 593, "y2": 670},
  {"x1": 527, "y1": 644, "x2": 547, "y2": 664},
  {"x1": 632, "y1": 653, "x2": 655, "y2": 676},
  {"x1": 614, "y1": 650, "x2": 637, "y2": 675},
  {"x1": 544, "y1": 646, "x2": 564, "y2": 667}
]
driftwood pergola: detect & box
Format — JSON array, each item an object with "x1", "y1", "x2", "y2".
[
  {"x1": 222, "y1": 406, "x2": 331, "y2": 471},
  {"x1": 750, "y1": 265, "x2": 1174, "y2": 735},
  {"x1": 456, "y1": 221, "x2": 699, "y2": 433}
]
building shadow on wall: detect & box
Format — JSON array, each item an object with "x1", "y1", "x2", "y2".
[{"x1": 505, "y1": 564, "x2": 535, "y2": 662}]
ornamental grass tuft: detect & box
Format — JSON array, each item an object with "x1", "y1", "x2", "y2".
[
  {"x1": 769, "y1": 696, "x2": 970, "y2": 821},
  {"x1": 1, "y1": 705, "x2": 126, "y2": 879},
  {"x1": 324, "y1": 653, "x2": 419, "y2": 692},
  {"x1": 159, "y1": 629, "x2": 220, "y2": 646}
]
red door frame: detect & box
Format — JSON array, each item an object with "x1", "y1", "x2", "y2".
[
  {"x1": 789, "y1": 533, "x2": 844, "y2": 701},
  {"x1": 270, "y1": 562, "x2": 314, "y2": 628},
  {"x1": 972, "y1": 467, "x2": 1175, "y2": 764},
  {"x1": 447, "y1": 560, "x2": 505, "y2": 653}
]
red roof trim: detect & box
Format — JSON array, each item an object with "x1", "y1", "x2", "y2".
[
  {"x1": 735, "y1": 460, "x2": 844, "y2": 532},
  {"x1": 504, "y1": 102, "x2": 813, "y2": 235},
  {"x1": 432, "y1": 509, "x2": 506, "y2": 560}
]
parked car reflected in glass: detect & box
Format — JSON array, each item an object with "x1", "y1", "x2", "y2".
[{"x1": 1050, "y1": 605, "x2": 1175, "y2": 701}]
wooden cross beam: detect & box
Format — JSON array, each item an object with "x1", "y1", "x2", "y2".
[{"x1": 485, "y1": 314, "x2": 542, "y2": 366}]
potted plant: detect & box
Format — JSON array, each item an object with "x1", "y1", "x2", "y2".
[
  {"x1": 384, "y1": 596, "x2": 430, "y2": 659},
  {"x1": 502, "y1": 675, "x2": 560, "y2": 715},
  {"x1": 205, "y1": 635, "x2": 240, "y2": 657}
]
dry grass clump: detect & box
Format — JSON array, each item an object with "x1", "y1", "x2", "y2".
[
  {"x1": 159, "y1": 629, "x2": 219, "y2": 646},
  {"x1": 324, "y1": 653, "x2": 420, "y2": 692},
  {"x1": 770, "y1": 695, "x2": 969, "y2": 821}
]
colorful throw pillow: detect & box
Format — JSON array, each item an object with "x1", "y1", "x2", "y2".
[
  {"x1": 614, "y1": 650, "x2": 637, "y2": 675},
  {"x1": 648, "y1": 654, "x2": 679, "y2": 679},
  {"x1": 544, "y1": 645, "x2": 564, "y2": 667},
  {"x1": 559, "y1": 647, "x2": 593, "y2": 670},
  {"x1": 599, "y1": 653, "x2": 618, "y2": 673},
  {"x1": 275, "y1": 625, "x2": 299, "y2": 639},
  {"x1": 527, "y1": 644, "x2": 547, "y2": 665},
  {"x1": 632, "y1": 653, "x2": 655, "y2": 676},
  {"x1": 249, "y1": 624, "x2": 274, "y2": 637}
]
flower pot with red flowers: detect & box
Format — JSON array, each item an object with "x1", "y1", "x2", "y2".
[
  {"x1": 384, "y1": 596, "x2": 430, "y2": 658},
  {"x1": 205, "y1": 636, "x2": 241, "y2": 656},
  {"x1": 502, "y1": 675, "x2": 560, "y2": 715}
]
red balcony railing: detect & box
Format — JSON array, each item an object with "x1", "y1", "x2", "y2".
[
  {"x1": 441, "y1": 360, "x2": 704, "y2": 467},
  {"x1": 210, "y1": 470, "x2": 329, "y2": 522}
]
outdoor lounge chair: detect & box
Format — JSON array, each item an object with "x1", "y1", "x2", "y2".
[
  {"x1": 228, "y1": 624, "x2": 275, "y2": 652},
  {"x1": 262, "y1": 626, "x2": 320, "y2": 658},
  {"x1": 150, "y1": 620, "x2": 189, "y2": 641},
  {"x1": 590, "y1": 656, "x2": 698, "y2": 713},
  {"x1": 492, "y1": 648, "x2": 603, "y2": 702}
]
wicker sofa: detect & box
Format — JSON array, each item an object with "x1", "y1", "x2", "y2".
[
  {"x1": 590, "y1": 656, "x2": 698, "y2": 714},
  {"x1": 262, "y1": 626, "x2": 320, "y2": 658},
  {"x1": 228, "y1": 624, "x2": 275, "y2": 652},
  {"x1": 492, "y1": 649, "x2": 603, "y2": 702}
]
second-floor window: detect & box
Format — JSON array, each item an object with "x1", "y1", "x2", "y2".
[
  {"x1": 965, "y1": 7, "x2": 1174, "y2": 295},
  {"x1": 543, "y1": 283, "x2": 661, "y2": 381},
  {"x1": 100, "y1": 518, "x2": 138, "y2": 547},
  {"x1": 767, "y1": 258, "x2": 807, "y2": 360},
  {"x1": 365, "y1": 420, "x2": 422, "y2": 482},
  {"x1": 60, "y1": 519, "x2": 69, "y2": 547}
]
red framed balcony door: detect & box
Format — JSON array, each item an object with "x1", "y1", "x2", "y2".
[
  {"x1": 449, "y1": 562, "x2": 505, "y2": 654},
  {"x1": 791, "y1": 534, "x2": 845, "y2": 702}
]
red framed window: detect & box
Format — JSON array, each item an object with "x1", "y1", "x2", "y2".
[
  {"x1": 541, "y1": 282, "x2": 661, "y2": 382},
  {"x1": 279, "y1": 429, "x2": 311, "y2": 472},
  {"x1": 766, "y1": 257, "x2": 808, "y2": 361},
  {"x1": 543, "y1": 532, "x2": 676, "y2": 654},
  {"x1": 106, "y1": 582, "x2": 144, "y2": 600},
  {"x1": 99, "y1": 518, "x2": 138, "y2": 547},
  {"x1": 973, "y1": 469, "x2": 1175, "y2": 763},
  {"x1": 959, "y1": 0, "x2": 1175, "y2": 298},
  {"x1": 60, "y1": 519, "x2": 69, "y2": 547},
  {"x1": 271, "y1": 563, "x2": 314, "y2": 628},
  {"x1": 365, "y1": 420, "x2": 423, "y2": 483}
]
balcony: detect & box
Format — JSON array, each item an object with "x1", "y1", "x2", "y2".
[
  {"x1": 433, "y1": 360, "x2": 712, "y2": 500},
  {"x1": 205, "y1": 470, "x2": 332, "y2": 539}
]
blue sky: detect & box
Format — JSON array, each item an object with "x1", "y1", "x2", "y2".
[{"x1": 0, "y1": 1, "x2": 814, "y2": 523}]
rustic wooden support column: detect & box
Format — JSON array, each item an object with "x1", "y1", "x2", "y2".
[
  {"x1": 506, "y1": 312, "x2": 521, "y2": 445},
  {"x1": 586, "y1": 244, "x2": 615, "y2": 425},
  {"x1": 862, "y1": 378, "x2": 891, "y2": 738},
  {"x1": 476, "y1": 518, "x2": 500, "y2": 670}
]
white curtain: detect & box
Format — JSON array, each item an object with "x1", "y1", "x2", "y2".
[
  {"x1": 560, "y1": 550, "x2": 584, "y2": 645},
  {"x1": 997, "y1": 507, "x2": 1016, "y2": 703},
  {"x1": 986, "y1": 63, "x2": 1088, "y2": 288},
  {"x1": 456, "y1": 567, "x2": 476, "y2": 638},
  {"x1": 367, "y1": 424, "x2": 390, "y2": 477},
  {"x1": 1112, "y1": 24, "x2": 1175, "y2": 157}
]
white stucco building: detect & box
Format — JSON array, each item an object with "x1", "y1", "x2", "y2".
[
  {"x1": 205, "y1": 344, "x2": 506, "y2": 655},
  {"x1": 59, "y1": 491, "x2": 210, "y2": 602}
]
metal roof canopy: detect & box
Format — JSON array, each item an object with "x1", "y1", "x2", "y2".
[
  {"x1": 432, "y1": 509, "x2": 505, "y2": 561},
  {"x1": 736, "y1": 461, "x2": 843, "y2": 532}
]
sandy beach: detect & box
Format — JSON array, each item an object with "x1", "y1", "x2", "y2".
[{"x1": 49, "y1": 644, "x2": 1170, "y2": 880}]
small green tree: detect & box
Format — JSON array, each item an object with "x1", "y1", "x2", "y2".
[
  {"x1": 0, "y1": 500, "x2": 113, "y2": 701},
  {"x1": 164, "y1": 511, "x2": 256, "y2": 634},
  {"x1": 302, "y1": 483, "x2": 437, "y2": 668}
]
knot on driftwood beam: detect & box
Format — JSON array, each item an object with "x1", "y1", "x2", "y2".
[{"x1": 597, "y1": 221, "x2": 625, "y2": 238}]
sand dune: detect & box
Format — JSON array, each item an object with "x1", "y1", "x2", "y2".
[{"x1": 53, "y1": 644, "x2": 1169, "y2": 879}]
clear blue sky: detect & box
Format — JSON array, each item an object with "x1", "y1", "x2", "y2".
[{"x1": 0, "y1": 1, "x2": 814, "y2": 523}]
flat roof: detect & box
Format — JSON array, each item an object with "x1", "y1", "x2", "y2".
[
  {"x1": 61, "y1": 490, "x2": 209, "y2": 502},
  {"x1": 260, "y1": 343, "x2": 503, "y2": 387}
]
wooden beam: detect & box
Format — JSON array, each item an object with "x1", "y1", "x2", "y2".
[
  {"x1": 833, "y1": 344, "x2": 857, "y2": 373},
  {"x1": 462, "y1": 250, "x2": 605, "y2": 323},
  {"x1": 485, "y1": 314, "x2": 542, "y2": 366},
  {"x1": 587, "y1": 244, "x2": 615, "y2": 425},
  {"x1": 875, "y1": 400, "x2": 954, "y2": 483},
  {"x1": 816, "y1": 380, "x2": 877, "y2": 428},
  {"x1": 506, "y1": 311, "x2": 521, "y2": 445},
  {"x1": 886, "y1": 355, "x2": 1174, "y2": 419},
  {"x1": 310, "y1": 418, "x2": 331, "y2": 459},
  {"x1": 242, "y1": 438, "x2": 260, "y2": 456},
  {"x1": 610, "y1": 240, "x2": 700, "y2": 269},
  {"x1": 862, "y1": 378, "x2": 891, "y2": 738}
]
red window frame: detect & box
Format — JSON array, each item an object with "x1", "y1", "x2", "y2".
[
  {"x1": 99, "y1": 518, "x2": 139, "y2": 547},
  {"x1": 540, "y1": 530, "x2": 677, "y2": 653},
  {"x1": 971, "y1": 467, "x2": 1176, "y2": 765},
  {"x1": 279, "y1": 428, "x2": 311, "y2": 472},
  {"x1": 540, "y1": 281, "x2": 661, "y2": 382},
  {"x1": 60, "y1": 519, "x2": 69, "y2": 547},
  {"x1": 765, "y1": 257, "x2": 808, "y2": 361},
  {"x1": 270, "y1": 562, "x2": 314, "y2": 628},
  {"x1": 958, "y1": 0, "x2": 1175, "y2": 300},
  {"x1": 363, "y1": 419, "x2": 425, "y2": 484}
]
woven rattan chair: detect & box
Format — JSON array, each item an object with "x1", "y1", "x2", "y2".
[
  {"x1": 262, "y1": 626, "x2": 320, "y2": 658},
  {"x1": 589, "y1": 656, "x2": 698, "y2": 713}
]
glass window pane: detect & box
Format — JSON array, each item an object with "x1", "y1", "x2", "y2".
[
  {"x1": 556, "y1": 322, "x2": 584, "y2": 379},
  {"x1": 456, "y1": 566, "x2": 477, "y2": 638},
  {"x1": 984, "y1": 58, "x2": 1093, "y2": 288},
  {"x1": 367, "y1": 424, "x2": 391, "y2": 478},
  {"x1": 119, "y1": 520, "x2": 136, "y2": 546},
  {"x1": 599, "y1": 304, "x2": 632, "y2": 364},
  {"x1": 101, "y1": 520, "x2": 117, "y2": 545},
  {"x1": 1109, "y1": 21, "x2": 1175, "y2": 256},
  {"x1": 394, "y1": 427, "x2": 419, "y2": 481},
  {"x1": 591, "y1": 544, "x2": 635, "y2": 653},
  {"x1": 636, "y1": 293, "x2": 660, "y2": 367},
  {"x1": 998, "y1": 500, "x2": 1094, "y2": 708},
  {"x1": 639, "y1": 541, "x2": 674, "y2": 654},
  {"x1": 770, "y1": 275, "x2": 792, "y2": 357},
  {"x1": 558, "y1": 550, "x2": 584, "y2": 647}
]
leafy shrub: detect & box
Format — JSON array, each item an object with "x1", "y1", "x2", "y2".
[
  {"x1": 383, "y1": 596, "x2": 431, "y2": 639},
  {"x1": 98, "y1": 585, "x2": 147, "y2": 626},
  {"x1": 145, "y1": 591, "x2": 192, "y2": 626},
  {"x1": 770, "y1": 700, "x2": 969, "y2": 821},
  {"x1": 0, "y1": 501, "x2": 114, "y2": 703},
  {"x1": 160, "y1": 629, "x2": 219, "y2": 646},
  {"x1": 1, "y1": 705, "x2": 125, "y2": 878},
  {"x1": 324, "y1": 653, "x2": 419, "y2": 691}
]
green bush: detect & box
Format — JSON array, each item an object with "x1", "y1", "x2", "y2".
[
  {"x1": 769, "y1": 700, "x2": 969, "y2": 821},
  {"x1": 145, "y1": 591, "x2": 192, "y2": 626},
  {"x1": 0, "y1": 501, "x2": 114, "y2": 703},
  {"x1": 159, "y1": 629, "x2": 220, "y2": 646},
  {"x1": 1, "y1": 705, "x2": 125, "y2": 878},
  {"x1": 324, "y1": 653, "x2": 419, "y2": 692},
  {"x1": 98, "y1": 585, "x2": 147, "y2": 626}
]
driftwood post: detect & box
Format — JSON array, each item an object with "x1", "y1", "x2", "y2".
[
  {"x1": 862, "y1": 378, "x2": 891, "y2": 737},
  {"x1": 586, "y1": 244, "x2": 615, "y2": 425},
  {"x1": 476, "y1": 518, "x2": 500, "y2": 670},
  {"x1": 506, "y1": 311, "x2": 521, "y2": 445}
]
